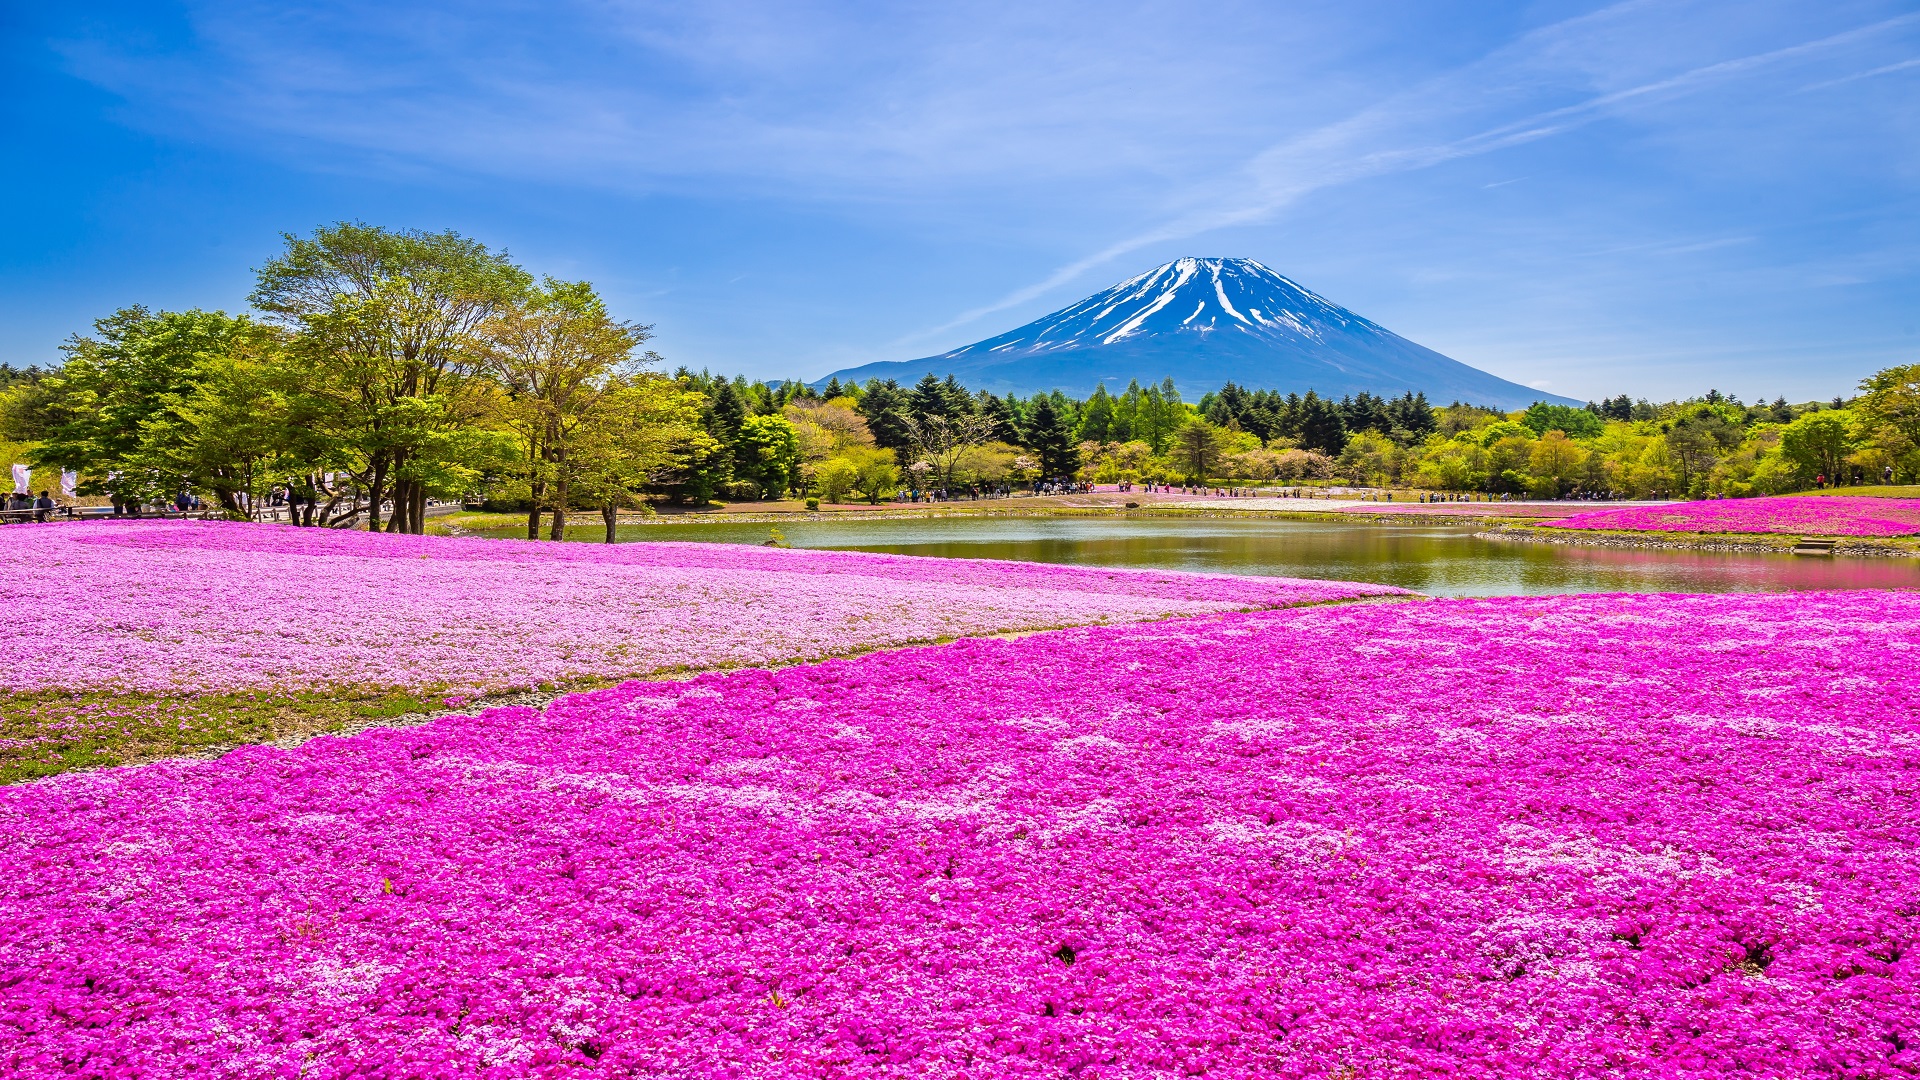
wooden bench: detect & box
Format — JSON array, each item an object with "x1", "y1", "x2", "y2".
[{"x1": 1791, "y1": 537, "x2": 1837, "y2": 556}]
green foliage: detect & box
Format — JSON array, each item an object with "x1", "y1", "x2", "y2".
[
  {"x1": 1521, "y1": 403, "x2": 1604, "y2": 439},
  {"x1": 1022, "y1": 396, "x2": 1079, "y2": 478},
  {"x1": 1296, "y1": 392, "x2": 1347, "y2": 455},
  {"x1": 24, "y1": 308, "x2": 278, "y2": 507},
  {"x1": 733, "y1": 413, "x2": 802, "y2": 498},
  {"x1": 1170, "y1": 419, "x2": 1228, "y2": 483},
  {"x1": 1779, "y1": 410, "x2": 1855, "y2": 484},
  {"x1": 253, "y1": 223, "x2": 535, "y2": 532},
  {"x1": 1078, "y1": 385, "x2": 1115, "y2": 443},
  {"x1": 856, "y1": 380, "x2": 912, "y2": 453}
]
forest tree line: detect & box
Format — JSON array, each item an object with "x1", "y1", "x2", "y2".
[{"x1": 5, "y1": 225, "x2": 1918, "y2": 533}]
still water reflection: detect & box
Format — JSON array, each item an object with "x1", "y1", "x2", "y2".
[{"x1": 483, "y1": 517, "x2": 1919, "y2": 597}]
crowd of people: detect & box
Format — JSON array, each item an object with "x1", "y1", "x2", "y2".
[{"x1": 3, "y1": 490, "x2": 61, "y2": 522}]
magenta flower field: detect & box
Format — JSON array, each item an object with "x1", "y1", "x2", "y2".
[
  {"x1": 6, "y1": 589, "x2": 1918, "y2": 1076},
  {"x1": 1547, "y1": 495, "x2": 1920, "y2": 537},
  {"x1": 1333, "y1": 500, "x2": 1603, "y2": 518}
]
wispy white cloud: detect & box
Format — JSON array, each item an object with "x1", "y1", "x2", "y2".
[
  {"x1": 1797, "y1": 55, "x2": 1920, "y2": 91},
  {"x1": 907, "y1": 8, "x2": 1920, "y2": 345},
  {"x1": 56, "y1": 0, "x2": 1365, "y2": 201},
  {"x1": 25, "y1": 0, "x2": 1920, "y2": 400}
]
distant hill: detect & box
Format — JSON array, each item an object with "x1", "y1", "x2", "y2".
[{"x1": 820, "y1": 258, "x2": 1577, "y2": 409}]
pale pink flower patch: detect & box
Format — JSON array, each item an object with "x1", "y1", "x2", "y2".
[{"x1": 2, "y1": 521, "x2": 1401, "y2": 697}]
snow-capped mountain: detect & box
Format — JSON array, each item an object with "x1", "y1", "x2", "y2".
[{"x1": 820, "y1": 258, "x2": 1574, "y2": 408}]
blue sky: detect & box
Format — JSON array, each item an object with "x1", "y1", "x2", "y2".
[{"x1": 5, "y1": 0, "x2": 1918, "y2": 401}]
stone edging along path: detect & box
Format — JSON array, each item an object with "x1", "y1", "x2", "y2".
[{"x1": 1478, "y1": 523, "x2": 1920, "y2": 559}]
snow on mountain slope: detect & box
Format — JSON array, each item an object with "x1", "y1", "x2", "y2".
[{"x1": 820, "y1": 258, "x2": 1576, "y2": 408}]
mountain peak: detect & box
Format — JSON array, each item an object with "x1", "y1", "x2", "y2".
[
  {"x1": 820, "y1": 259, "x2": 1575, "y2": 408},
  {"x1": 952, "y1": 257, "x2": 1374, "y2": 356}
]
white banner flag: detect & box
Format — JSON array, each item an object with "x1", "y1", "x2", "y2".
[
  {"x1": 61, "y1": 470, "x2": 78, "y2": 498},
  {"x1": 10, "y1": 464, "x2": 26, "y2": 495}
]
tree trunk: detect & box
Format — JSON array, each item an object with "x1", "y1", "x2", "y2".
[
  {"x1": 366, "y1": 463, "x2": 387, "y2": 532},
  {"x1": 385, "y1": 478, "x2": 411, "y2": 533},
  {"x1": 527, "y1": 479, "x2": 544, "y2": 540},
  {"x1": 548, "y1": 474, "x2": 568, "y2": 541},
  {"x1": 411, "y1": 484, "x2": 427, "y2": 535},
  {"x1": 602, "y1": 503, "x2": 617, "y2": 544}
]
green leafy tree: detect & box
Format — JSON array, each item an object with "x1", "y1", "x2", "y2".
[
  {"x1": 24, "y1": 308, "x2": 265, "y2": 510},
  {"x1": 1521, "y1": 403, "x2": 1604, "y2": 440},
  {"x1": 251, "y1": 223, "x2": 532, "y2": 533},
  {"x1": 734, "y1": 413, "x2": 802, "y2": 498},
  {"x1": 848, "y1": 445, "x2": 902, "y2": 503},
  {"x1": 812, "y1": 456, "x2": 861, "y2": 504},
  {"x1": 567, "y1": 378, "x2": 707, "y2": 541},
  {"x1": 1856, "y1": 364, "x2": 1920, "y2": 443},
  {"x1": 1855, "y1": 364, "x2": 1920, "y2": 482},
  {"x1": 1528, "y1": 430, "x2": 1588, "y2": 496},
  {"x1": 135, "y1": 331, "x2": 303, "y2": 516},
  {"x1": 1780, "y1": 410, "x2": 1856, "y2": 485},
  {"x1": 1335, "y1": 430, "x2": 1398, "y2": 487},
  {"x1": 480, "y1": 279, "x2": 656, "y2": 539}
]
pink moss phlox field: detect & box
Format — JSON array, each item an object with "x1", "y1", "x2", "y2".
[
  {"x1": 8, "y1": 591, "x2": 1920, "y2": 1077},
  {"x1": 2, "y1": 521, "x2": 1399, "y2": 696},
  {"x1": 1547, "y1": 495, "x2": 1920, "y2": 537},
  {"x1": 1333, "y1": 501, "x2": 1602, "y2": 518}
]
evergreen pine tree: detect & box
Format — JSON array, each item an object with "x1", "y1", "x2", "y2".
[
  {"x1": 1078, "y1": 385, "x2": 1114, "y2": 443},
  {"x1": 979, "y1": 393, "x2": 1022, "y2": 443},
  {"x1": 941, "y1": 375, "x2": 975, "y2": 418},
  {"x1": 1022, "y1": 396, "x2": 1078, "y2": 478},
  {"x1": 857, "y1": 380, "x2": 913, "y2": 453},
  {"x1": 908, "y1": 374, "x2": 951, "y2": 423},
  {"x1": 707, "y1": 378, "x2": 747, "y2": 443},
  {"x1": 1298, "y1": 391, "x2": 1347, "y2": 454}
]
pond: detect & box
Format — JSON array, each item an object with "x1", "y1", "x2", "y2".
[{"x1": 470, "y1": 516, "x2": 1920, "y2": 597}]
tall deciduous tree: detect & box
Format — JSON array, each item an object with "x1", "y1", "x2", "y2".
[
  {"x1": 903, "y1": 411, "x2": 996, "y2": 490},
  {"x1": 1780, "y1": 410, "x2": 1856, "y2": 485},
  {"x1": 479, "y1": 279, "x2": 657, "y2": 539},
  {"x1": 136, "y1": 330, "x2": 301, "y2": 517},
  {"x1": 251, "y1": 223, "x2": 531, "y2": 534},
  {"x1": 23, "y1": 308, "x2": 278, "y2": 512},
  {"x1": 567, "y1": 378, "x2": 709, "y2": 541}
]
